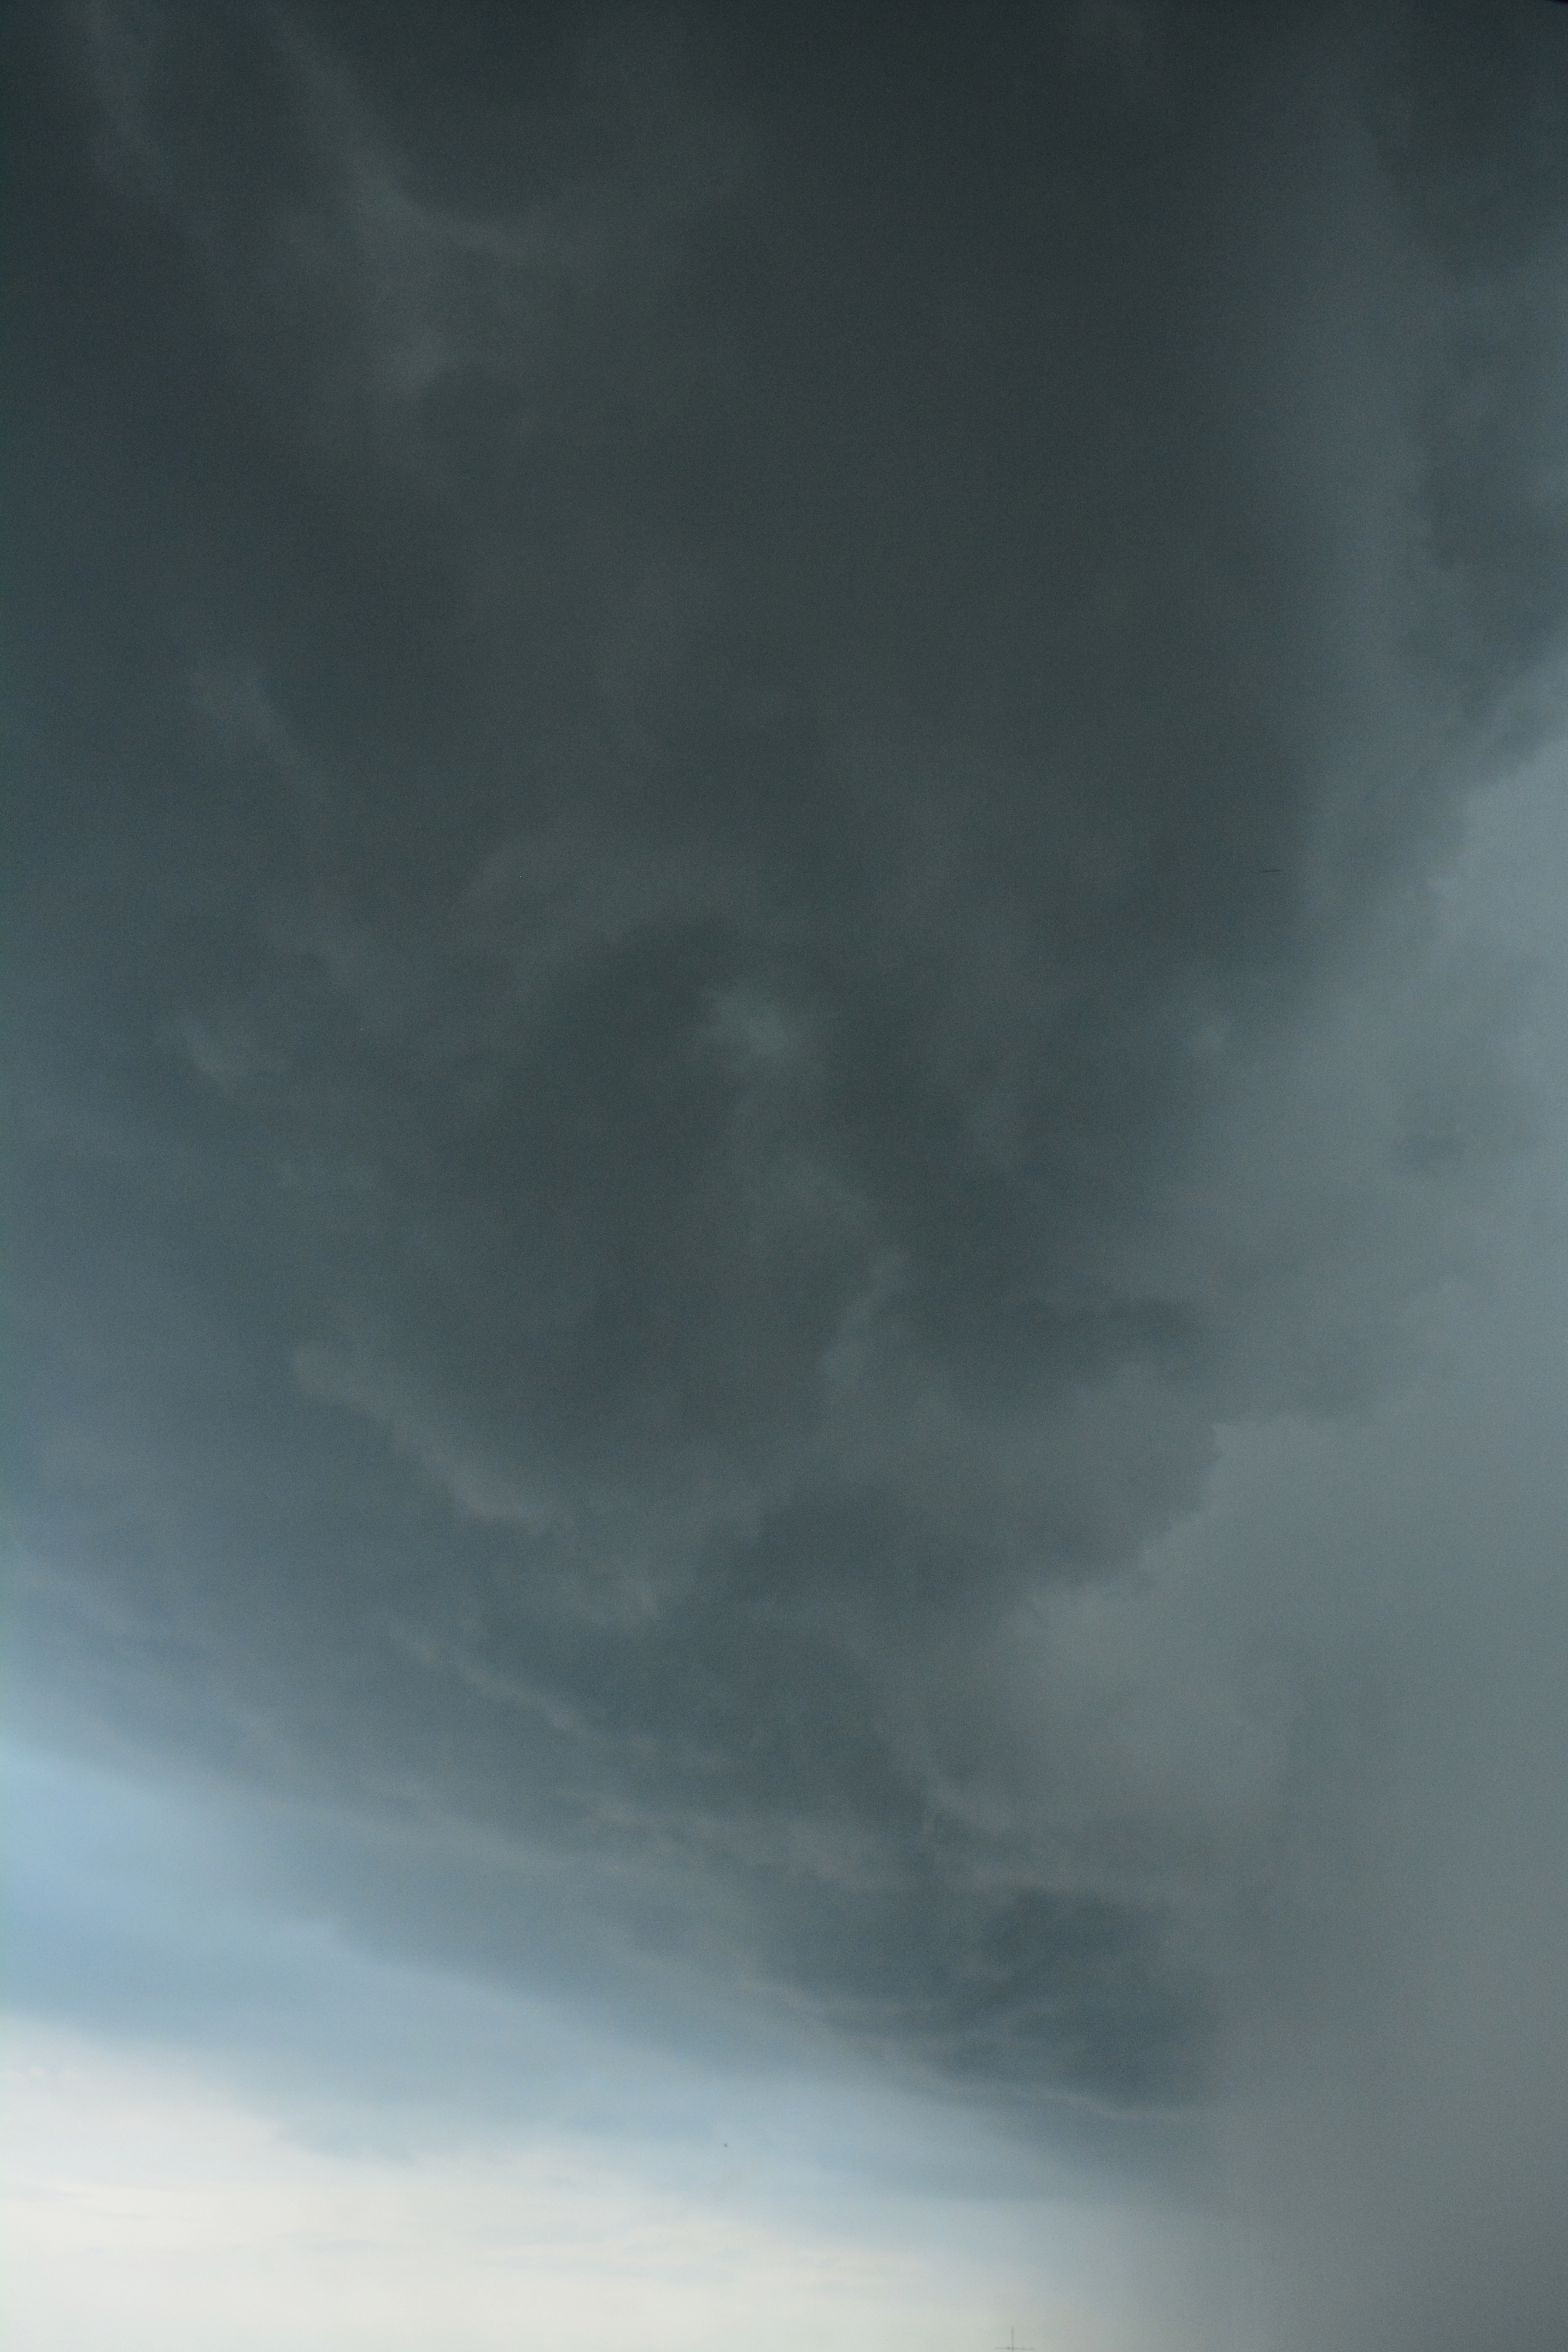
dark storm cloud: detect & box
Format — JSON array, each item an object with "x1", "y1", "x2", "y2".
[{"x1": 9, "y1": 0, "x2": 1568, "y2": 2132}]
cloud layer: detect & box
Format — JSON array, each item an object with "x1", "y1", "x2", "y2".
[{"x1": 11, "y1": 0, "x2": 1568, "y2": 2249}]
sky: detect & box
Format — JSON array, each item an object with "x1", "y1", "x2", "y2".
[{"x1": 5, "y1": 3, "x2": 1568, "y2": 2348}]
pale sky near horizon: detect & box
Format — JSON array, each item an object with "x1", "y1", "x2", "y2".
[{"x1": 7, "y1": 6, "x2": 1568, "y2": 2349}]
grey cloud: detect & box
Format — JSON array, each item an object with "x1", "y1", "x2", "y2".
[
  {"x1": 10, "y1": 0, "x2": 1568, "y2": 2175},
  {"x1": 1203, "y1": 1213, "x2": 1568, "y2": 2352}
]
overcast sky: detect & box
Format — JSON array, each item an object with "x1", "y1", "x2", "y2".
[{"x1": 7, "y1": 4, "x2": 1568, "y2": 2349}]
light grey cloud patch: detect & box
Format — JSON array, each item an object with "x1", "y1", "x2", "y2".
[{"x1": 11, "y1": 0, "x2": 1568, "y2": 2230}]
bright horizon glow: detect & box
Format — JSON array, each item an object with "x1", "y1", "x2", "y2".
[{"x1": 2, "y1": 2017, "x2": 1229, "y2": 2352}]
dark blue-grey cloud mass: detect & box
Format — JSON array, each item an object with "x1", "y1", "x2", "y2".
[{"x1": 7, "y1": 2, "x2": 1568, "y2": 2325}]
